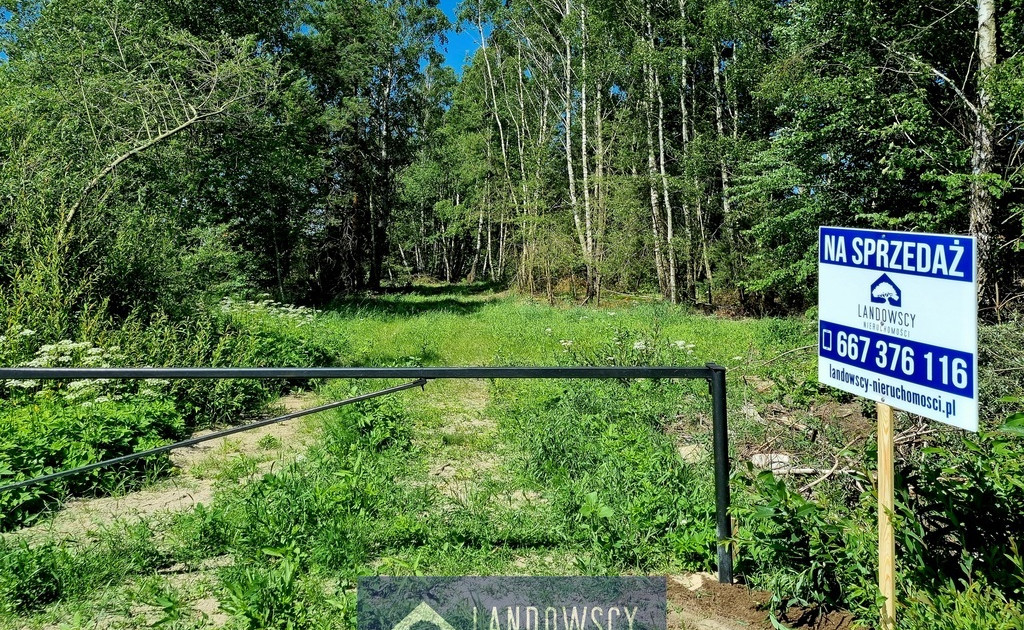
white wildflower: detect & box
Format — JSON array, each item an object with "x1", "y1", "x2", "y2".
[
  {"x1": 672, "y1": 340, "x2": 686, "y2": 349},
  {"x1": 559, "y1": 339, "x2": 573, "y2": 348},
  {"x1": 19, "y1": 329, "x2": 35, "y2": 337},
  {"x1": 633, "y1": 341, "x2": 646, "y2": 350},
  {"x1": 6, "y1": 379, "x2": 38, "y2": 388}
]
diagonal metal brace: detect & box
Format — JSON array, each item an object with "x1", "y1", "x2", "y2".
[{"x1": 0, "y1": 379, "x2": 428, "y2": 494}]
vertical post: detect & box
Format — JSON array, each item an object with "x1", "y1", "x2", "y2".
[
  {"x1": 877, "y1": 402, "x2": 896, "y2": 630},
  {"x1": 708, "y1": 363, "x2": 733, "y2": 584}
]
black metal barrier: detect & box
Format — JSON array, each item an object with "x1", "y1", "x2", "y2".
[{"x1": 0, "y1": 364, "x2": 733, "y2": 582}]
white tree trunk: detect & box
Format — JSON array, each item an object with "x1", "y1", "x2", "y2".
[
  {"x1": 644, "y1": 17, "x2": 667, "y2": 294},
  {"x1": 656, "y1": 72, "x2": 677, "y2": 303},
  {"x1": 580, "y1": 3, "x2": 595, "y2": 298},
  {"x1": 971, "y1": 0, "x2": 997, "y2": 304}
]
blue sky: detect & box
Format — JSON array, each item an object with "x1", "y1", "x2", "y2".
[
  {"x1": 0, "y1": 4, "x2": 479, "y2": 69},
  {"x1": 438, "y1": 0, "x2": 483, "y2": 74},
  {"x1": 0, "y1": 7, "x2": 9, "y2": 62}
]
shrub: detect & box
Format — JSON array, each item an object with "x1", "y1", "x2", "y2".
[
  {"x1": 0, "y1": 397, "x2": 183, "y2": 530},
  {"x1": 899, "y1": 410, "x2": 1024, "y2": 598},
  {"x1": 732, "y1": 470, "x2": 879, "y2": 619},
  {"x1": 0, "y1": 295, "x2": 352, "y2": 529},
  {"x1": 110, "y1": 298, "x2": 349, "y2": 428},
  {"x1": 901, "y1": 579, "x2": 1024, "y2": 630}
]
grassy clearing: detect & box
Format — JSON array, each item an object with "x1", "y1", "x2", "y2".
[{"x1": 1, "y1": 286, "x2": 1022, "y2": 629}]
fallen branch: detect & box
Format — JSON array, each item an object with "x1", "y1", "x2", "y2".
[
  {"x1": 895, "y1": 428, "x2": 936, "y2": 445},
  {"x1": 749, "y1": 344, "x2": 817, "y2": 370},
  {"x1": 773, "y1": 467, "x2": 860, "y2": 477},
  {"x1": 798, "y1": 437, "x2": 863, "y2": 492}
]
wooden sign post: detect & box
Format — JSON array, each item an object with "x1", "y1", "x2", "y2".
[
  {"x1": 818, "y1": 227, "x2": 980, "y2": 630},
  {"x1": 877, "y1": 402, "x2": 896, "y2": 630}
]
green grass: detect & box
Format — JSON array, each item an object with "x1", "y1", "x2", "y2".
[{"x1": 2, "y1": 285, "x2": 1022, "y2": 629}]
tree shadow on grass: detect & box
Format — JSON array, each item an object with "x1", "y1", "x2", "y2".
[
  {"x1": 329, "y1": 282, "x2": 505, "y2": 318},
  {"x1": 373, "y1": 281, "x2": 505, "y2": 297}
]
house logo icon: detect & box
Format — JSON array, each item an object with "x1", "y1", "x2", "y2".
[
  {"x1": 870, "y1": 274, "x2": 902, "y2": 307},
  {"x1": 392, "y1": 602, "x2": 457, "y2": 630}
]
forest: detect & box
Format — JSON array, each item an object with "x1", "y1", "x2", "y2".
[
  {"x1": 2, "y1": 0, "x2": 1023, "y2": 330},
  {"x1": 2, "y1": 1, "x2": 1024, "y2": 629}
]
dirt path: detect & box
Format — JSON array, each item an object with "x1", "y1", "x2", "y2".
[
  {"x1": 6, "y1": 384, "x2": 856, "y2": 630},
  {"x1": 414, "y1": 379, "x2": 547, "y2": 513},
  {"x1": 421, "y1": 378, "x2": 499, "y2": 503},
  {"x1": 667, "y1": 574, "x2": 855, "y2": 630}
]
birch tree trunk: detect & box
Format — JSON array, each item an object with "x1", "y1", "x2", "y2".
[
  {"x1": 971, "y1": 0, "x2": 996, "y2": 304},
  {"x1": 678, "y1": 0, "x2": 695, "y2": 303},
  {"x1": 469, "y1": 205, "x2": 484, "y2": 282},
  {"x1": 478, "y1": 5, "x2": 519, "y2": 214},
  {"x1": 579, "y1": 3, "x2": 596, "y2": 300},
  {"x1": 644, "y1": 16, "x2": 667, "y2": 295},
  {"x1": 563, "y1": 0, "x2": 588, "y2": 299},
  {"x1": 712, "y1": 47, "x2": 736, "y2": 297},
  {"x1": 656, "y1": 72, "x2": 677, "y2": 303}
]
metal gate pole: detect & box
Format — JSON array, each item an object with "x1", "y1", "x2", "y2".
[{"x1": 708, "y1": 363, "x2": 733, "y2": 584}]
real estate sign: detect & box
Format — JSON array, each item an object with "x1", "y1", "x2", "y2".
[{"x1": 817, "y1": 227, "x2": 979, "y2": 431}]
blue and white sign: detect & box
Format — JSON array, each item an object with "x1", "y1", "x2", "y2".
[{"x1": 818, "y1": 227, "x2": 978, "y2": 431}]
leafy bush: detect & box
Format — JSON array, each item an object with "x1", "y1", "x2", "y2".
[
  {"x1": 899, "y1": 413, "x2": 1024, "y2": 598},
  {"x1": 731, "y1": 402, "x2": 1024, "y2": 624},
  {"x1": 0, "y1": 397, "x2": 183, "y2": 530},
  {"x1": 0, "y1": 296, "x2": 352, "y2": 529},
  {"x1": 901, "y1": 579, "x2": 1024, "y2": 630},
  {"x1": 351, "y1": 395, "x2": 413, "y2": 452},
  {"x1": 110, "y1": 298, "x2": 348, "y2": 427},
  {"x1": 732, "y1": 470, "x2": 879, "y2": 619}
]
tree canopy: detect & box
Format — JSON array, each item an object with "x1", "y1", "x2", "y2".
[{"x1": 1, "y1": 0, "x2": 1022, "y2": 332}]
